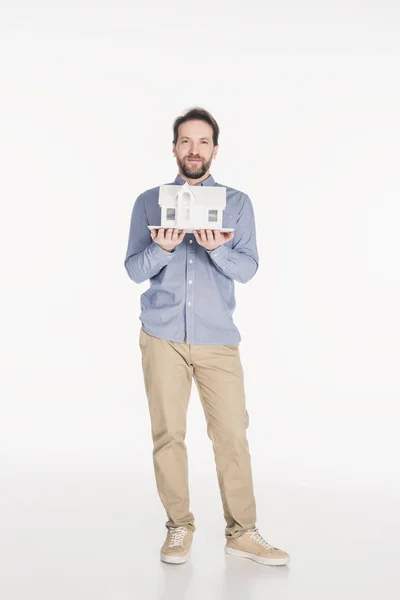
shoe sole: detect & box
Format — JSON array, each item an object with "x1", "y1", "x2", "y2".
[
  {"x1": 160, "y1": 550, "x2": 191, "y2": 564},
  {"x1": 225, "y1": 546, "x2": 290, "y2": 566}
]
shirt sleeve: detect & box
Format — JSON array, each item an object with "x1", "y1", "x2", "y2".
[
  {"x1": 207, "y1": 193, "x2": 259, "y2": 284},
  {"x1": 124, "y1": 193, "x2": 176, "y2": 284}
]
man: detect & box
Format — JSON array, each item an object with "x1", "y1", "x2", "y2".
[{"x1": 124, "y1": 107, "x2": 290, "y2": 567}]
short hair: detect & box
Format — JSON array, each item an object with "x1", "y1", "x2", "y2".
[{"x1": 172, "y1": 107, "x2": 220, "y2": 146}]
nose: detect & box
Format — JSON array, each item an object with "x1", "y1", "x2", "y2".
[{"x1": 188, "y1": 141, "x2": 201, "y2": 155}]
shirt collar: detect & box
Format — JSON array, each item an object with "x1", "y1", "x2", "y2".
[{"x1": 173, "y1": 173, "x2": 216, "y2": 186}]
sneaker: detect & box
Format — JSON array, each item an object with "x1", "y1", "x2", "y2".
[
  {"x1": 225, "y1": 527, "x2": 290, "y2": 566},
  {"x1": 160, "y1": 526, "x2": 193, "y2": 564}
]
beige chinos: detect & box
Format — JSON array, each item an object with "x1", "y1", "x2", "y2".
[{"x1": 139, "y1": 327, "x2": 257, "y2": 538}]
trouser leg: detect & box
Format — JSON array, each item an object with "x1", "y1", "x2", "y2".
[
  {"x1": 191, "y1": 342, "x2": 257, "y2": 538},
  {"x1": 139, "y1": 328, "x2": 195, "y2": 532}
]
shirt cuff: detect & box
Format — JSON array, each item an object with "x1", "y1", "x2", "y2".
[
  {"x1": 207, "y1": 244, "x2": 228, "y2": 264},
  {"x1": 149, "y1": 242, "x2": 176, "y2": 261}
]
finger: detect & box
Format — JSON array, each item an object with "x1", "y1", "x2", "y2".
[
  {"x1": 205, "y1": 229, "x2": 213, "y2": 242},
  {"x1": 158, "y1": 228, "x2": 165, "y2": 239},
  {"x1": 193, "y1": 230, "x2": 203, "y2": 245},
  {"x1": 171, "y1": 228, "x2": 179, "y2": 240},
  {"x1": 165, "y1": 228, "x2": 173, "y2": 240},
  {"x1": 178, "y1": 229, "x2": 187, "y2": 241}
]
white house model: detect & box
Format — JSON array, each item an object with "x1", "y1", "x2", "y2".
[{"x1": 148, "y1": 181, "x2": 234, "y2": 233}]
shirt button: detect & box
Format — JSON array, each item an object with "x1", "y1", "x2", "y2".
[
  {"x1": 189, "y1": 259, "x2": 193, "y2": 264},
  {"x1": 189, "y1": 240, "x2": 193, "y2": 244},
  {"x1": 189, "y1": 280, "x2": 192, "y2": 285},
  {"x1": 188, "y1": 302, "x2": 191, "y2": 306}
]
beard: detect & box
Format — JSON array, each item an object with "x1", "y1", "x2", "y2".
[{"x1": 177, "y1": 155, "x2": 212, "y2": 180}]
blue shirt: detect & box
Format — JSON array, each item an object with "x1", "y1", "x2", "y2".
[{"x1": 124, "y1": 173, "x2": 259, "y2": 345}]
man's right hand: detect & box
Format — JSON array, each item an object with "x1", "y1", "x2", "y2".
[{"x1": 151, "y1": 228, "x2": 186, "y2": 252}]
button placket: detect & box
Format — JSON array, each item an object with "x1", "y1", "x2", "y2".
[{"x1": 186, "y1": 237, "x2": 195, "y2": 343}]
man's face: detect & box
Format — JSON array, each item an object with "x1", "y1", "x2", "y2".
[{"x1": 173, "y1": 119, "x2": 218, "y2": 180}]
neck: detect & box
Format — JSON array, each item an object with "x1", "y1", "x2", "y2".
[{"x1": 178, "y1": 170, "x2": 210, "y2": 186}]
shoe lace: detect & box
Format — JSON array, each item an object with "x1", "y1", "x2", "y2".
[
  {"x1": 168, "y1": 526, "x2": 188, "y2": 547},
  {"x1": 246, "y1": 527, "x2": 274, "y2": 550}
]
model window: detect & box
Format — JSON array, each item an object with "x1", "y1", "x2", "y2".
[
  {"x1": 208, "y1": 209, "x2": 218, "y2": 222},
  {"x1": 166, "y1": 208, "x2": 176, "y2": 220}
]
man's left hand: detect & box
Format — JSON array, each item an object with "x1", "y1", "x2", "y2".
[{"x1": 193, "y1": 229, "x2": 234, "y2": 251}]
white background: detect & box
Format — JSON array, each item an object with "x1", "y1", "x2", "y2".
[{"x1": 0, "y1": 1, "x2": 399, "y2": 598}]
